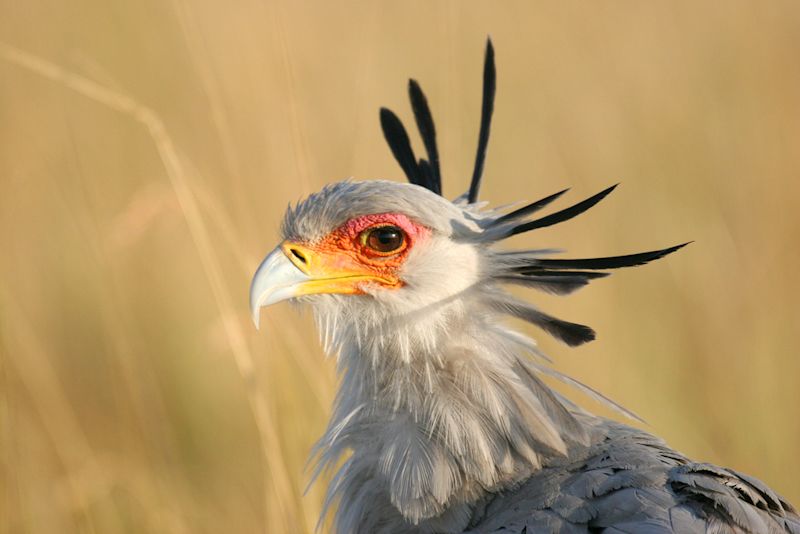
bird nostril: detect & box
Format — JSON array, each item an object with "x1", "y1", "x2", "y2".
[{"x1": 289, "y1": 247, "x2": 308, "y2": 265}]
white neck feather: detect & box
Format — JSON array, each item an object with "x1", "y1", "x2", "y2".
[{"x1": 310, "y1": 290, "x2": 593, "y2": 534}]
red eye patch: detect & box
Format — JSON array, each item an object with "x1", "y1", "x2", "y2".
[
  {"x1": 336, "y1": 213, "x2": 426, "y2": 242},
  {"x1": 313, "y1": 213, "x2": 428, "y2": 271}
]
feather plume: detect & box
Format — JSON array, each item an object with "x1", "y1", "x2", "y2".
[
  {"x1": 467, "y1": 38, "x2": 496, "y2": 204},
  {"x1": 493, "y1": 188, "x2": 570, "y2": 225},
  {"x1": 489, "y1": 294, "x2": 596, "y2": 346},
  {"x1": 408, "y1": 79, "x2": 442, "y2": 195},
  {"x1": 494, "y1": 273, "x2": 607, "y2": 295},
  {"x1": 379, "y1": 107, "x2": 423, "y2": 187},
  {"x1": 530, "y1": 243, "x2": 691, "y2": 270},
  {"x1": 502, "y1": 184, "x2": 618, "y2": 237}
]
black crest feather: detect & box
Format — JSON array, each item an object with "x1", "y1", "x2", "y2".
[
  {"x1": 496, "y1": 273, "x2": 607, "y2": 296},
  {"x1": 530, "y1": 243, "x2": 691, "y2": 271},
  {"x1": 467, "y1": 38, "x2": 496, "y2": 204},
  {"x1": 493, "y1": 188, "x2": 570, "y2": 225},
  {"x1": 408, "y1": 80, "x2": 441, "y2": 195},
  {"x1": 379, "y1": 107, "x2": 424, "y2": 188},
  {"x1": 498, "y1": 299, "x2": 596, "y2": 347},
  {"x1": 504, "y1": 185, "x2": 618, "y2": 236}
]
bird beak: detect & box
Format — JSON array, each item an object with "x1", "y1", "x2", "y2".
[
  {"x1": 249, "y1": 242, "x2": 397, "y2": 329},
  {"x1": 249, "y1": 245, "x2": 309, "y2": 329}
]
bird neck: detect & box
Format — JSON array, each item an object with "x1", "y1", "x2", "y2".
[{"x1": 312, "y1": 297, "x2": 593, "y2": 531}]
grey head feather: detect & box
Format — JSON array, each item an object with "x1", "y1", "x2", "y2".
[{"x1": 281, "y1": 180, "x2": 483, "y2": 243}]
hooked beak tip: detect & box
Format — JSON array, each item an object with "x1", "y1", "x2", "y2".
[{"x1": 249, "y1": 245, "x2": 310, "y2": 331}]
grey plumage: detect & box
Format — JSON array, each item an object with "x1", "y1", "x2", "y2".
[
  {"x1": 250, "y1": 39, "x2": 799, "y2": 533},
  {"x1": 466, "y1": 420, "x2": 800, "y2": 534}
]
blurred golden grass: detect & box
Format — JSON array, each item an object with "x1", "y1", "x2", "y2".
[{"x1": 1, "y1": 1, "x2": 799, "y2": 532}]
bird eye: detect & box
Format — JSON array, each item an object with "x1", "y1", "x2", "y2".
[{"x1": 362, "y1": 225, "x2": 406, "y2": 255}]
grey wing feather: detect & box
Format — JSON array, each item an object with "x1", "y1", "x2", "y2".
[
  {"x1": 670, "y1": 462, "x2": 800, "y2": 534},
  {"x1": 465, "y1": 421, "x2": 800, "y2": 534}
]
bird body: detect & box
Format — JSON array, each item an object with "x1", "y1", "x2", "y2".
[{"x1": 250, "y1": 41, "x2": 799, "y2": 533}]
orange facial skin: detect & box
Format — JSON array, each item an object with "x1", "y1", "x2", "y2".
[{"x1": 281, "y1": 213, "x2": 429, "y2": 297}]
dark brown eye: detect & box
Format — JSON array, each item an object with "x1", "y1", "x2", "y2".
[{"x1": 364, "y1": 226, "x2": 405, "y2": 254}]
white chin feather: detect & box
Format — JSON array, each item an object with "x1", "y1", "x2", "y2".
[{"x1": 306, "y1": 235, "x2": 483, "y2": 361}]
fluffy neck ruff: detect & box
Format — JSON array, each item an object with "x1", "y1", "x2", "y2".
[{"x1": 309, "y1": 285, "x2": 595, "y2": 534}]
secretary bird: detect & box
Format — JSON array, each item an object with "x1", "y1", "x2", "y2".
[{"x1": 250, "y1": 40, "x2": 799, "y2": 533}]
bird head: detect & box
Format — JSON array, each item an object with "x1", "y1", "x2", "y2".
[
  {"x1": 250, "y1": 39, "x2": 686, "y2": 353},
  {"x1": 250, "y1": 180, "x2": 485, "y2": 328}
]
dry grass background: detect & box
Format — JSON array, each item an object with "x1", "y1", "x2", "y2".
[{"x1": 1, "y1": 1, "x2": 799, "y2": 532}]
